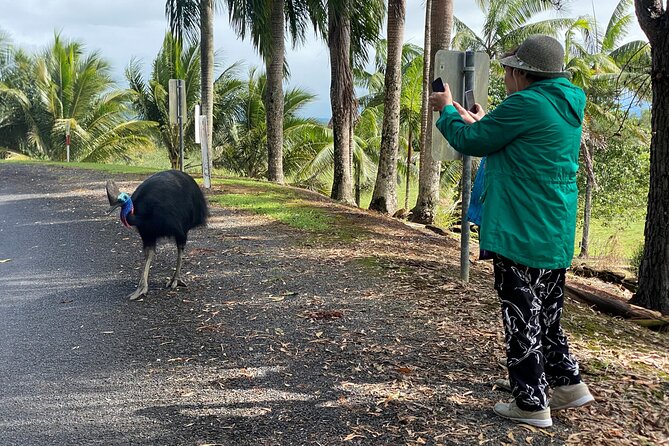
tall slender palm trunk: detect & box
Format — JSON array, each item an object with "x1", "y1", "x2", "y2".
[
  {"x1": 369, "y1": 0, "x2": 407, "y2": 214},
  {"x1": 266, "y1": 0, "x2": 285, "y2": 184},
  {"x1": 630, "y1": 2, "x2": 669, "y2": 314},
  {"x1": 404, "y1": 126, "x2": 413, "y2": 210},
  {"x1": 411, "y1": 0, "x2": 452, "y2": 224},
  {"x1": 579, "y1": 142, "x2": 595, "y2": 258},
  {"x1": 200, "y1": 0, "x2": 214, "y2": 177},
  {"x1": 329, "y1": 0, "x2": 355, "y2": 204}
]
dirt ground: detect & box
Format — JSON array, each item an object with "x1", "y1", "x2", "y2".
[{"x1": 4, "y1": 164, "x2": 668, "y2": 445}]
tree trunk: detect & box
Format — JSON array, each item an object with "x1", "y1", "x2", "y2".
[
  {"x1": 410, "y1": 0, "x2": 452, "y2": 224},
  {"x1": 200, "y1": 0, "x2": 214, "y2": 178},
  {"x1": 329, "y1": 1, "x2": 355, "y2": 204},
  {"x1": 579, "y1": 142, "x2": 594, "y2": 258},
  {"x1": 266, "y1": 0, "x2": 285, "y2": 184},
  {"x1": 369, "y1": 0, "x2": 406, "y2": 214},
  {"x1": 355, "y1": 156, "x2": 361, "y2": 206},
  {"x1": 404, "y1": 126, "x2": 413, "y2": 210},
  {"x1": 579, "y1": 177, "x2": 592, "y2": 258},
  {"x1": 631, "y1": 0, "x2": 669, "y2": 315}
]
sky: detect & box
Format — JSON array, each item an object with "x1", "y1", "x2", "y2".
[{"x1": 0, "y1": 0, "x2": 647, "y2": 119}]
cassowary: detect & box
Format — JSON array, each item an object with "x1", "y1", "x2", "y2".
[{"x1": 106, "y1": 170, "x2": 208, "y2": 300}]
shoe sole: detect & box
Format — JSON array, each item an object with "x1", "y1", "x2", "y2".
[
  {"x1": 493, "y1": 408, "x2": 553, "y2": 428},
  {"x1": 494, "y1": 379, "x2": 512, "y2": 392},
  {"x1": 551, "y1": 395, "x2": 595, "y2": 411}
]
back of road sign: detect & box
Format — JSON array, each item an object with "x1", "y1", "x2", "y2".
[{"x1": 431, "y1": 51, "x2": 490, "y2": 161}]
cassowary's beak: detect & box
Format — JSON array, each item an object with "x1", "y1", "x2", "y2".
[
  {"x1": 106, "y1": 180, "x2": 121, "y2": 214},
  {"x1": 107, "y1": 202, "x2": 122, "y2": 214}
]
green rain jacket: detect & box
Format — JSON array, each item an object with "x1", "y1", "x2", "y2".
[{"x1": 436, "y1": 77, "x2": 586, "y2": 269}]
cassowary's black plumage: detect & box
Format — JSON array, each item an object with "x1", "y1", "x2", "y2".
[
  {"x1": 127, "y1": 170, "x2": 208, "y2": 248},
  {"x1": 106, "y1": 170, "x2": 208, "y2": 300}
]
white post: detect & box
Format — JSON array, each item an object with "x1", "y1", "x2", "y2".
[
  {"x1": 65, "y1": 120, "x2": 71, "y2": 163},
  {"x1": 194, "y1": 104, "x2": 201, "y2": 144},
  {"x1": 177, "y1": 81, "x2": 184, "y2": 172},
  {"x1": 199, "y1": 115, "x2": 211, "y2": 189}
]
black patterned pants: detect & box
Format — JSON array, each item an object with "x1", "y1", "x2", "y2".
[{"x1": 494, "y1": 255, "x2": 582, "y2": 411}]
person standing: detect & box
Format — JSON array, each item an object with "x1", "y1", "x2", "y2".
[{"x1": 429, "y1": 35, "x2": 595, "y2": 428}]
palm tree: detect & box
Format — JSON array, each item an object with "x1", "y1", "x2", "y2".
[
  {"x1": 631, "y1": 0, "x2": 669, "y2": 315},
  {"x1": 355, "y1": 42, "x2": 424, "y2": 211},
  {"x1": 213, "y1": 67, "x2": 325, "y2": 179},
  {"x1": 0, "y1": 34, "x2": 152, "y2": 161},
  {"x1": 328, "y1": 0, "x2": 356, "y2": 204},
  {"x1": 327, "y1": 0, "x2": 385, "y2": 204},
  {"x1": 369, "y1": 0, "x2": 407, "y2": 215},
  {"x1": 451, "y1": 0, "x2": 572, "y2": 59},
  {"x1": 292, "y1": 103, "x2": 383, "y2": 197},
  {"x1": 225, "y1": 0, "x2": 326, "y2": 184},
  {"x1": 398, "y1": 54, "x2": 424, "y2": 211},
  {"x1": 126, "y1": 34, "x2": 201, "y2": 169},
  {"x1": 0, "y1": 29, "x2": 10, "y2": 71},
  {"x1": 165, "y1": 0, "x2": 216, "y2": 179},
  {"x1": 564, "y1": 0, "x2": 650, "y2": 257},
  {"x1": 411, "y1": 0, "x2": 452, "y2": 224}
]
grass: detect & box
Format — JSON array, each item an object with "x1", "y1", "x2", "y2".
[
  {"x1": 209, "y1": 191, "x2": 334, "y2": 233},
  {"x1": 2, "y1": 158, "x2": 646, "y2": 263},
  {"x1": 576, "y1": 218, "x2": 645, "y2": 260}
]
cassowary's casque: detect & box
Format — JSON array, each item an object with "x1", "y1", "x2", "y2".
[{"x1": 106, "y1": 170, "x2": 208, "y2": 300}]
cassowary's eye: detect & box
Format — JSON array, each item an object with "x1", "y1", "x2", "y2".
[{"x1": 118, "y1": 192, "x2": 131, "y2": 203}]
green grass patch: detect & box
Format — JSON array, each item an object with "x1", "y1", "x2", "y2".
[
  {"x1": 576, "y1": 218, "x2": 645, "y2": 260},
  {"x1": 209, "y1": 192, "x2": 333, "y2": 233}
]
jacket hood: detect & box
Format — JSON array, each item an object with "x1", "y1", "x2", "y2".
[{"x1": 528, "y1": 77, "x2": 585, "y2": 127}]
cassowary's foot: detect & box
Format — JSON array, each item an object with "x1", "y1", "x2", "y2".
[
  {"x1": 167, "y1": 246, "x2": 187, "y2": 289},
  {"x1": 166, "y1": 277, "x2": 187, "y2": 289},
  {"x1": 127, "y1": 284, "x2": 149, "y2": 301},
  {"x1": 128, "y1": 246, "x2": 154, "y2": 301}
]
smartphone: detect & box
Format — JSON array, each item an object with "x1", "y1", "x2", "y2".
[
  {"x1": 431, "y1": 77, "x2": 445, "y2": 93},
  {"x1": 465, "y1": 89, "x2": 477, "y2": 112}
]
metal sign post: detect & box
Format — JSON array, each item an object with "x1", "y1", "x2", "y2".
[
  {"x1": 169, "y1": 79, "x2": 187, "y2": 171},
  {"x1": 431, "y1": 50, "x2": 490, "y2": 282},
  {"x1": 460, "y1": 51, "x2": 476, "y2": 283}
]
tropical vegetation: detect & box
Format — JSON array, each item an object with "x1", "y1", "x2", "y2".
[
  {"x1": 0, "y1": 34, "x2": 153, "y2": 161},
  {"x1": 0, "y1": 0, "x2": 661, "y2": 312}
]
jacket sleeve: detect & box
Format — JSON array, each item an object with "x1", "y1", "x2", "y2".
[{"x1": 435, "y1": 93, "x2": 533, "y2": 156}]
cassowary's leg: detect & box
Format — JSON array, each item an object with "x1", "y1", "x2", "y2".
[
  {"x1": 128, "y1": 246, "x2": 155, "y2": 301},
  {"x1": 167, "y1": 245, "x2": 187, "y2": 289}
]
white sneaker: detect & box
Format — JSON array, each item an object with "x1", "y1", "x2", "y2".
[
  {"x1": 550, "y1": 382, "x2": 595, "y2": 411},
  {"x1": 493, "y1": 400, "x2": 553, "y2": 428}
]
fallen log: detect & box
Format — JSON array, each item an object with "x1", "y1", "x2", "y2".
[
  {"x1": 571, "y1": 264, "x2": 638, "y2": 292},
  {"x1": 565, "y1": 282, "x2": 669, "y2": 329}
]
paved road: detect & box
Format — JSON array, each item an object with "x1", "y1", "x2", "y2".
[
  {"x1": 0, "y1": 164, "x2": 393, "y2": 446},
  {"x1": 2, "y1": 167, "x2": 162, "y2": 444},
  {"x1": 0, "y1": 165, "x2": 243, "y2": 445}
]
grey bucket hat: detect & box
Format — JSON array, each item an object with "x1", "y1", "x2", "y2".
[{"x1": 499, "y1": 34, "x2": 569, "y2": 79}]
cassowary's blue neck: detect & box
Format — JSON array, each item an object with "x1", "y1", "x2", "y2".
[{"x1": 120, "y1": 197, "x2": 134, "y2": 228}]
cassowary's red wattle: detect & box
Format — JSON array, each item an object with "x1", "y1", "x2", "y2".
[{"x1": 120, "y1": 195, "x2": 134, "y2": 228}]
